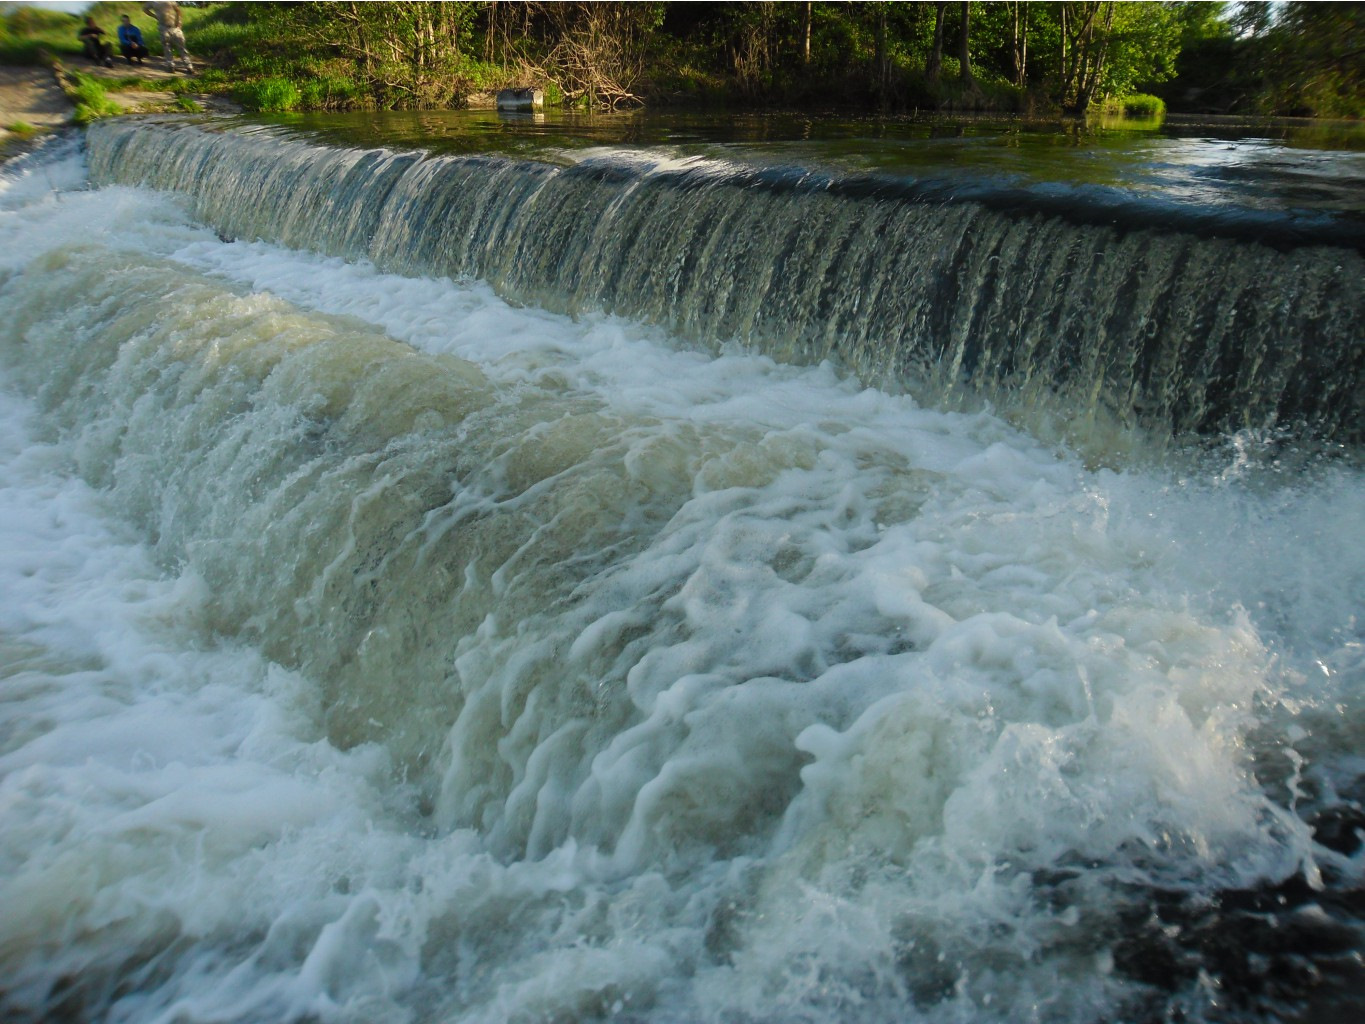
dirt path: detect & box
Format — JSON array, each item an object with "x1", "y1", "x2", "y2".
[
  {"x1": 2, "y1": 58, "x2": 238, "y2": 147},
  {"x1": 0, "y1": 65, "x2": 71, "y2": 133}
]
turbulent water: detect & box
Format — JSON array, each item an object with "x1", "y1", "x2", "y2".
[
  {"x1": 85, "y1": 119, "x2": 1365, "y2": 444},
  {"x1": 1, "y1": 124, "x2": 1363, "y2": 1024}
]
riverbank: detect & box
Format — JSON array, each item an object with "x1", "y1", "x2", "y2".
[
  {"x1": 0, "y1": 58, "x2": 237, "y2": 153},
  {"x1": 0, "y1": 65, "x2": 67, "y2": 136}
]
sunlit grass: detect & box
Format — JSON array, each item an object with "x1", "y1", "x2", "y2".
[{"x1": 66, "y1": 70, "x2": 121, "y2": 124}]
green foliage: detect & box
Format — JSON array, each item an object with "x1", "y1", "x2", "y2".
[
  {"x1": 233, "y1": 76, "x2": 301, "y2": 113},
  {"x1": 15, "y1": 1, "x2": 1345, "y2": 119},
  {"x1": 66, "y1": 71, "x2": 108, "y2": 106},
  {"x1": 0, "y1": 4, "x2": 82, "y2": 64},
  {"x1": 0, "y1": 1, "x2": 213, "y2": 64},
  {"x1": 1257, "y1": 2, "x2": 1365, "y2": 118},
  {"x1": 1105, "y1": 92, "x2": 1166, "y2": 117},
  {"x1": 66, "y1": 71, "x2": 121, "y2": 124},
  {"x1": 4, "y1": 120, "x2": 38, "y2": 136},
  {"x1": 1096, "y1": 3, "x2": 1183, "y2": 98},
  {"x1": 297, "y1": 74, "x2": 364, "y2": 112},
  {"x1": 174, "y1": 94, "x2": 203, "y2": 113}
]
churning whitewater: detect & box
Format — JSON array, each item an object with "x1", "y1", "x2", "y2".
[{"x1": 1, "y1": 131, "x2": 1362, "y2": 1024}]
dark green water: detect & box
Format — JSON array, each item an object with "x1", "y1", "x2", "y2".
[{"x1": 252, "y1": 108, "x2": 1365, "y2": 219}]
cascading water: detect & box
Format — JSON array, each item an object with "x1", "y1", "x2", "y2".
[
  {"x1": 85, "y1": 119, "x2": 1364, "y2": 444},
  {"x1": 1, "y1": 122, "x2": 1362, "y2": 1024}
]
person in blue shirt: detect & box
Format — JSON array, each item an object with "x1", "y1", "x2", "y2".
[{"x1": 117, "y1": 15, "x2": 150, "y2": 66}]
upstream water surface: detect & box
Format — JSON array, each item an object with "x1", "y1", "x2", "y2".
[{"x1": 1, "y1": 114, "x2": 1363, "y2": 1024}]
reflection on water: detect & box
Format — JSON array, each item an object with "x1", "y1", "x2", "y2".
[{"x1": 245, "y1": 108, "x2": 1365, "y2": 219}]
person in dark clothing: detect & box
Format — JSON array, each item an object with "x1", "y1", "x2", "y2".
[
  {"x1": 78, "y1": 17, "x2": 115, "y2": 68},
  {"x1": 117, "y1": 16, "x2": 150, "y2": 65}
]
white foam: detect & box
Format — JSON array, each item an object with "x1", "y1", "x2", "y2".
[{"x1": 1, "y1": 138, "x2": 1360, "y2": 1024}]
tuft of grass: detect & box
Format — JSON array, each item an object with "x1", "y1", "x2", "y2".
[
  {"x1": 66, "y1": 70, "x2": 122, "y2": 124},
  {"x1": 4, "y1": 121, "x2": 39, "y2": 136},
  {"x1": 174, "y1": 94, "x2": 202, "y2": 113},
  {"x1": 233, "y1": 76, "x2": 300, "y2": 113},
  {"x1": 1109, "y1": 93, "x2": 1167, "y2": 118},
  {"x1": 297, "y1": 73, "x2": 363, "y2": 111}
]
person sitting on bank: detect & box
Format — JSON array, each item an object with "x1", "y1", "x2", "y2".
[
  {"x1": 78, "y1": 17, "x2": 114, "y2": 68},
  {"x1": 117, "y1": 16, "x2": 150, "y2": 65}
]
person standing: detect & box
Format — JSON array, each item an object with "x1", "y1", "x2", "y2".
[
  {"x1": 142, "y1": 2, "x2": 193, "y2": 73},
  {"x1": 117, "y1": 16, "x2": 150, "y2": 65}
]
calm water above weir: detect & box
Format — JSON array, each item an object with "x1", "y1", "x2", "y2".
[
  {"x1": 267, "y1": 108, "x2": 1365, "y2": 217},
  {"x1": 1, "y1": 114, "x2": 1363, "y2": 1024}
]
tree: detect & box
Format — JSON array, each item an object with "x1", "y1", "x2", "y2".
[
  {"x1": 957, "y1": 1, "x2": 975, "y2": 86},
  {"x1": 1259, "y1": 2, "x2": 1365, "y2": 117},
  {"x1": 538, "y1": 2, "x2": 665, "y2": 107},
  {"x1": 1006, "y1": 0, "x2": 1029, "y2": 88},
  {"x1": 1053, "y1": 1, "x2": 1182, "y2": 112},
  {"x1": 268, "y1": 1, "x2": 480, "y2": 108},
  {"x1": 925, "y1": 1, "x2": 947, "y2": 84}
]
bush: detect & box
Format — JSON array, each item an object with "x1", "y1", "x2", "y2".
[
  {"x1": 297, "y1": 74, "x2": 362, "y2": 111},
  {"x1": 233, "y1": 76, "x2": 300, "y2": 113},
  {"x1": 1112, "y1": 93, "x2": 1166, "y2": 117}
]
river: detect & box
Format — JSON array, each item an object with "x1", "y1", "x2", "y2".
[{"x1": 1, "y1": 111, "x2": 1362, "y2": 1024}]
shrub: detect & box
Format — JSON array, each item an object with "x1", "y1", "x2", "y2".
[
  {"x1": 1113, "y1": 93, "x2": 1166, "y2": 117},
  {"x1": 298, "y1": 74, "x2": 362, "y2": 111}
]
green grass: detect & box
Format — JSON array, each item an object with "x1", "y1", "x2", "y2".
[
  {"x1": 1108, "y1": 93, "x2": 1167, "y2": 117},
  {"x1": 233, "y1": 76, "x2": 300, "y2": 113},
  {"x1": 0, "y1": 5, "x2": 82, "y2": 64},
  {"x1": 4, "y1": 120, "x2": 38, "y2": 135},
  {"x1": 0, "y1": 2, "x2": 223, "y2": 65},
  {"x1": 66, "y1": 71, "x2": 121, "y2": 124},
  {"x1": 7, "y1": 2, "x2": 537, "y2": 113},
  {"x1": 297, "y1": 73, "x2": 363, "y2": 111}
]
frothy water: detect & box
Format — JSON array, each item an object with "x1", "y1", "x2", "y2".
[
  {"x1": 86, "y1": 120, "x2": 1365, "y2": 445},
  {"x1": 1, "y1": 131, "x2": 1362, "y2": 1024}
]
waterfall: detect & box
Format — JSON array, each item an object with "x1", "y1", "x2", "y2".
[
  {"x1": 87, "y1": 119, "x2": 1364, "y2": 443},
  {"x1": 1, "y1": 128, "x2": 1361, "y2": 1024}
]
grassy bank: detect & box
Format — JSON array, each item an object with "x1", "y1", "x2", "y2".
[
  {"x1": 62, "y1": 69, "x2": 121, "y2": 124},
  {"x1": 1, "y1": 2, "x2": 217, "y2": 67},
  {"x1": 11, "y1": 2, "x2": 1343, "y2": 119},
  {"x1": 2, "y1": 2, "x2": 1037, "y2": 116}
]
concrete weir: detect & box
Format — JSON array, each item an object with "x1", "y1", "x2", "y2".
[{"x1": 496, "y1": 87, "x2": 544, "y2": 111}]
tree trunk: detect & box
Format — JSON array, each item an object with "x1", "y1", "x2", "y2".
[
  {"x1": 875, "y1": 5, "x2": 889, "y2": 102},
  {"x1": 926, "y1": 1, "x2": 946, "y2": 83},
  {"x1": 1009, "y1": 0, "x2": 1028, "y2": 87},
  {"x1": 803, "y1": 1, "x2": 811, "y2": 65},
  {"x1": 1073, "y1": 1, "x2": 1115, "y2": 113},
  {"x1": 1059, "y1": 2, "x2": 1068, "y2": 101},
  {"x1": 958, "y1": 1, "x2": 973, "y2": 86}
]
